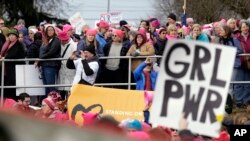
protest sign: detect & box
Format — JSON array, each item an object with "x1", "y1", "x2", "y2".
[
  {"x1": 16, "y1": 65, "x2": 45, "y2": 96},
  {"x1": 68, "y1": 85, "x2": 145, "y2": 125},
  {"x1": 100, "y1": 12, "x2": 122, "y2": 24},
  {"x1": 150, "y1": 40, "x2": 236, "y2": 137},
  {"x1": 69, "y1": 12, "x2": 86, "y2": 34}
]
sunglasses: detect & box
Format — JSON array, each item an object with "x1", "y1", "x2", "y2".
[{"x1": 0, "y1": 23, "x2": 4, "y2": 25}]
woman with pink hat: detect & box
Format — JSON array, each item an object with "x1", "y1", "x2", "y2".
[
  {"x1": 77, "y1": 28, "x2": 103, "y2": 57},
  {"x1": 35, "y1": 91, "x2": 62, "y2": 119},
  {"x1": 126, "y1": 28, "x2": 155, "y2": 71},
  {"x1": 99, "y1": 29, "x2": 129, "y2": 88}
]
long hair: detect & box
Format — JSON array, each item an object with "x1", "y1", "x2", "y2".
[{"x1": 85, "y1": 36, "x2": 97, "y2": 49}]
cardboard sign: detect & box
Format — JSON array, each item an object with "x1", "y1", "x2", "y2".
[
  {"x1": 100, "y1": 12, "x2": 122, "y2": 24},
  {"x1": 150, "y1": 40, "x2": 236, "y2": 137},
  {"x1": 69, "y1": 12, "x2": 86, "y2": 35},
  {"x1": 16, "y1": 65, "x2": 45, "y2": 96},
  {"x1": 68, "y1": 85, "x2": 145, "y2": 126}
]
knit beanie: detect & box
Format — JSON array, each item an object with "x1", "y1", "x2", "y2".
[
  {"x1": 113, "y1": 29, "x2": 125, "y2": 40},
  {"x1": 168, "y1": 13, "x2": 177, "y2": 21},
  {"x1": 84, "y1": 45, "x2": 96, "y2": 55},
  {"x1": 8, "y1": 28, "x2": 19, "y2": 37}
]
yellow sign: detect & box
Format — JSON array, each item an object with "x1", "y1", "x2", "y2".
[{"x1": 68, "y1": 84, "x2": 145, "y2": 125}]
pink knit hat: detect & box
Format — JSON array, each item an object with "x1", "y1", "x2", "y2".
[
  {"x1": 150, "y1": 19, "x2": 161, "y2": 28},
  {"x1": 86, "y1": 29, "x2": 97, "y2": 36},
  {"x1": 63, "y1": 24, "x2": 73, "y2": 32},
  {"x1": 58, "y1": 31, "x2": 69, "y2": 41},
  {"x1": 113, "y1": 29, "x2": 125, "y2": 40},
  {"x1": 128, "y1": 131, "x2": 150, "y2": 140},
  {"x1": 3, "y1": 98, "x2": 16, "y2": 109},
  {"x1": 82, "y1": 112, "x2": 98, "y2": 126},
  {"x1": 137, "y1": 28, "x2": 147, "y2": 38},
  {"x1": 96, "y1": 20, "x2": 109, "y2": 29},
  {"x1": 42, "y1": 91, "x2": 61, "y2": 110}
]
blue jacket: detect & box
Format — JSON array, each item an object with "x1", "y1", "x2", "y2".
[
  {"x1": 133, "y1": 62, "x2": 158, "y2": 90},
  {"x1": 77, "y1": 39, "x2": 104, "y2": 57},
  {"x1": 219, "y1": 37, "x2": 243, "y2": 68},
  {"x1": 96, "y1": 32, "x2": 107, "y2": 49}
]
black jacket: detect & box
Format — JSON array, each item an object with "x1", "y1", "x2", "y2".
[{"x1": 39, "y1": 37, "x2": 61, "y2": 69}]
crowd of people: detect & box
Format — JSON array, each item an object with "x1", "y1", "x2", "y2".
[{"x1": 1, "y1": 6, "x2": 250, "y2": 140}]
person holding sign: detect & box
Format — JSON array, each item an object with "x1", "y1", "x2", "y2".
[{"x1": 133, "y1": 57, "x2": 158, "y2": 91}]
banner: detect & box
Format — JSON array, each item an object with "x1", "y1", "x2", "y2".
[
  {"x1": 150, "y1": 40, "x2": 236, "y2": 137},
  {"x1": 100, "y1": 12, "x2": 122, "y2": 24},
  {"x1": 69, "y1": 12, "x2": 86, "y2": 35},
  {"x1": 16, "y1": 65, "x2": 45, "y2": 96},
  {"x1": 68, "y1": 85, "x2": 145, "y2": 125}
]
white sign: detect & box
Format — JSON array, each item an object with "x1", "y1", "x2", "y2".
[
  {"x1": 16, "y1": 65, "x2": 45, "y2": 96},
  {"x1": 150, "y1": 40, "x2": 236, "y2": 137},
  {"x1": 100, "y1": 12, "x2": 122, "y2": 24},
  {"x1": 69, "y1": 12, "x2": 86, "y2": 35}
]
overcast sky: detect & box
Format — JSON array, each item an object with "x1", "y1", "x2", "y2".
[{"x1": 35, "y1": 0, "x2": 156, "y2": 27}]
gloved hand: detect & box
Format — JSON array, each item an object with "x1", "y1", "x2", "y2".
[{"x1": 131, "y1": 49, "x2": 140, "y2": 57}]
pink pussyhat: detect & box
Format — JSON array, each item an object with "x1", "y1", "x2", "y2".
[
  {"x1": 82, "y1": 112, "x2": 98, "y2": 126},
  {"x1": 128, "y1": 131, "x2": 150, "y2": 141},
  {"x1": 3, "y1": 98, "x2": 16, "y2": 109}
]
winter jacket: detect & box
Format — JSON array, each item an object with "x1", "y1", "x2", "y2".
[
  {"x1": 133, "y1": 62, "x2": 158, "y2": 90},
  {"x1": 96, "y1": 32, "x2": 107, "y2": 49},
  {"x1": 185, "y1": 33, "x2": 210, "y2": 42},
  {"x1": 67, "y1": 56, "x2": 99, "y2": 85},
  {"x1": 58, "y1": 39, "x2": 77, "y2": 91},
  {"x1": 39, "y1": 37, "x2": 61, "y2": 69}
]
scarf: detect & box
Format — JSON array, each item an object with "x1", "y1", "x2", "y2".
[{"x1": 1, "y1": 39, "x2": 17, "y2": 57}]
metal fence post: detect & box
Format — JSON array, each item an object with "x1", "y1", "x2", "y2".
[
  {"x1": 128, "y1": 57, "x2": 131, "y2": 90},
  {"x1": 0, "y1": 59, "x2": 5, "y2": 107}
]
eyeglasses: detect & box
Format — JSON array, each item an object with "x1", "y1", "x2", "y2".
[
  {"x1": 161, "y1": 32, "x2": 167, "y2": 35},
  {"x1": 112, "y1": 34, "x2": 117, "y2": 37}
]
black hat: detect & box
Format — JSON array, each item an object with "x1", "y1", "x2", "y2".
[
  {"x1": 84, "y1": 45, "x2": 96, "y2": 55},
  {"x1": 119, "y1": 20, "x2": 128, "y2": 27},
  {"x1": 168, "y1": 13, "x2": 177, "y2": 21}
]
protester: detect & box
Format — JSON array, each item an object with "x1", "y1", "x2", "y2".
[
  {"x1": 237, "y1": 21, "x2": 250, "y2": 107},
  {"x1": 96, "y1": 20, "x2": 109, "y2": 49},
  {"x1": 100, "y1": 29, "x2": 129, "y2": 88},
  {"x1": 126, "y1": 28, "x2": 155, "y2": 71},
  {"x1": 77, "y1": 29, "x2": 103, "y2": 57},
  {"x1": 39, "y1": 24, "x2": 61, "y2": 97},
  {"x1": 35, "y1": 91, "x2": 62, "y2": 119},
  {"x1": 217, "y1": 25, "x2": 244, "y2": 108},
  {"x1": 185, "y1": 24, "x2": 210, "y2": 42},
  {"x1": 57, "y1": 31, "x2": 77, "y2": 99},
  {"x1": 133, "y1": 57, "x2": 158, "y2": 91},
  {"x1": 13, "y1": 93, "x2": 34, "y2": 115},
  {"x1": 1, "y1": 28, "x2": 25, "y2": 100},
  {"x1": 66, "y1": 45, "x2": 99, "y2": 85},
  {"x1": 27, "y1": 32, "x2": 42, "y2": 64}
]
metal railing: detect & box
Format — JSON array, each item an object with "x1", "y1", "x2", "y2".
[
  {"x1": 0, "y1": 54, "x2": 249, "y2": 106},
  {"x1": 0, "y1": 56, "x2": 161, "y2": 106}
]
